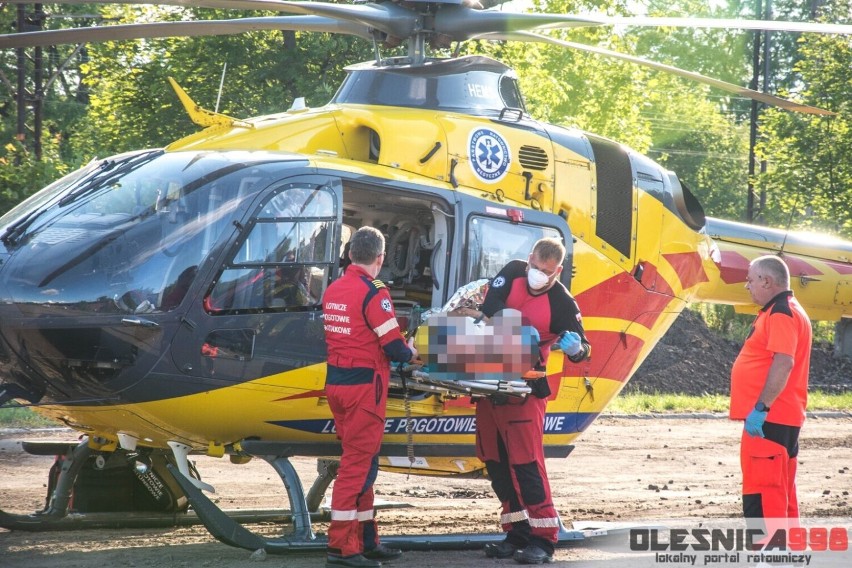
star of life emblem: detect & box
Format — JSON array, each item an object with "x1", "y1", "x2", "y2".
[{"x1": 469, "y1": 128, "x2": 510, "y2": 183}]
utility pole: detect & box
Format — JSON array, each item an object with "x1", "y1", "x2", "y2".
[
  {"x1": 12, "y1": 3, "x2": 46, "y2": 163},
  {"x1": 746, "y1": 0, "x2": 771, "y2": 222},
  {"x1": 15, "y1": 4, "x2": 26, "y2": 165}
]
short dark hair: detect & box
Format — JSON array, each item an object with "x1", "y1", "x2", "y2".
[
  {"x1": 532, "y1": 237, "x2": 565, "y2": 264},
  {"x1": 349, "y1": 226, "x2": 385, "y2": 265}
]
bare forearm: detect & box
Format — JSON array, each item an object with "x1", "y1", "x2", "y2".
[{"x1": 759, "y1": 353, "x2": 794, "y2": 406}]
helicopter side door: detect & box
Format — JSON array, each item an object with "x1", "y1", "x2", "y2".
[
  {"x1": 170, "y1": 176, "x2": 341, "y2": 384},
  {"x1": 448, "y1": 195, "x2": 589, "y2": 435}
]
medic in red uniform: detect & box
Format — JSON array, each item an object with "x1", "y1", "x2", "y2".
[
  {"x1": 475, "y1": 238, "x2": 591, "y2": 565},
  {"x1": 322, "y1": 227, "x2": 417, "y2": 568},
  {"x1": 730, "y1": 255, "x2": 812, "y2": 537}
]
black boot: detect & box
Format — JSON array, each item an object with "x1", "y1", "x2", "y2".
[{"x1": 325, "y1": 554, "x2": 381, "y2": 568}]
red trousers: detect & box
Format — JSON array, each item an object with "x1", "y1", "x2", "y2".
[
  {"x1": 475, "y1": 395, "x2": 560, "y2": 552},
  {"x1": 740, "y1": 430, "x2": 800, "y2": 541},
  {"x1": 326, "y1": 372, "x2": 387, "y2": 557}
]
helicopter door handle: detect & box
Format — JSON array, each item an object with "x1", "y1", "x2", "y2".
[
  {"x1": 429, "y1": 239, "x2": 442, "y2": 291},
  {"x1": 121, "y1": 317, "x2": 160, "y2": 328}
]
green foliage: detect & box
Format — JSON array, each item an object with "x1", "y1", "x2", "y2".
[
  {"x1": 0, "y1": 0, "x2": 850, "y2": 234},
  {"x1": 607, "y1": 390, "x2": 852, "y2": 414},
  {"x1": 692, "y1": 302, "x2": 836, "y2": 345},
  {"x1": 503, "y1": 0, "x2": 752, "y2": 217},
  {"x1": 0, "y1": 405, "x2": 60, "y2": 427},
  {"x1": 66, "y1": 5, "x2": 375, "y2": 158},
  {"x1": 753, "y1": 0, "x2": 852, "y2": 238},
  {"x1": 691, "y1": 303, "x2": 753, "y2": 343},
  {"x1": 0, "y1": 141, "x2": 71, "y2": 213}
]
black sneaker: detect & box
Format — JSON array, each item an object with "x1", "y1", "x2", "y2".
[
  {"x1": 363, "y1": 544, "x2": 403, "y2": 561},
  {"x1": 325, "y1": 553, "x2": 381, "y2": 568},
  {"x1": 513, "y1": 544, "x2": 553, "y2": 564},
  {"x1": 484, "y1": 540, "x2": 520, "y2": 559}
]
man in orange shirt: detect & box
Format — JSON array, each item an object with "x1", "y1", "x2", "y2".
[{"x1": 729, "y1": 255, "x2": 812, "y2": 526}]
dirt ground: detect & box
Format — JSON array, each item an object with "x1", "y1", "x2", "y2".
[{"x1": 1, "y1": 415, "x2": 851, "y2": 567}]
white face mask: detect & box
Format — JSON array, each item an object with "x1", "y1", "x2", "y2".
[{"x1": 527, "y1": 268, "x2": 551, "y2": 290}]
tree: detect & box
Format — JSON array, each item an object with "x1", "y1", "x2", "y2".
[
  {"x1": 755, "y1": 0, "x2": 852, "y2": 237},
  {"x1": 69, "y1": 5, "x2": 373, "y2": 158},
  {"x1": 0, "y1": 4, "x2": 374, "y2": 213}
]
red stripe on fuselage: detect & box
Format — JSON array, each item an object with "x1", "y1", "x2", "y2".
[
  {"x1": 575, "y1": 264, "x2": 674, "y2": 328},
  {"x1": 782, "y1": 256, "x2": 823, "y2": 277},
  {"x1": 272, "y1": 389, "x2": 326, "y2": 402},
  {"x1": 826, "y1": 260, "x2": 852, "y2": 275},
  {"x1": 718, "y1": 250, "x2": 751, "y2": 284},
  {"x1": 662, "y1": 251, "x2": 709, "y2": 290},
  {"x1": 582, "y1": 330, "x2": 646, "y2": 383}
]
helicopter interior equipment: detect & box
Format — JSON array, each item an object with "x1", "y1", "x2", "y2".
[{"x1": 2, "y1": 0, "x2": 852, "y2": 554}]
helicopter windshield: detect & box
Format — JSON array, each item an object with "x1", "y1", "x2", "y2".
[
  {"x1": 0, "y1": 151, "x2": 303, "y2": 315},
  {"x1": 333, "y1": 56, "x2": 526, "y2": 114}
]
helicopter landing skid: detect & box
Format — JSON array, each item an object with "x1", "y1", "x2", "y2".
[
  {"x1": 167, "y1": 447, "x2": 603, "y2": 554},
  {"x1": 0, "y1": 440, "x2": 340, "y2": 532}
]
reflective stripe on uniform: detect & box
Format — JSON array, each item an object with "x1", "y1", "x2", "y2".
[
  {"x1": 330, "y1": 509, "x2": 358, "y2": 521},
  {"x1": 373, "y1": 318, "x2": 399, "y2": 338},
  {"x1": 356, "y1": 510, "x2": 375, "y2": 521},
  {"x1": 529, "y1": 516, "x2": 561, "y2": 528},
  {"x1": 501, "y1": 510, "x2": 529, "y2": 524}
]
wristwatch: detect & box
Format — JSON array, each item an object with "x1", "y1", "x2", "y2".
[{"x1": 754, "y1": 401, "x2": 770, "y2": 412}]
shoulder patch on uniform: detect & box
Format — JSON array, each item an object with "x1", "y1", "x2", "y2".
[
  {"x1": 492, "y1": 275, "x2": 506, "y2": 288},
  {"x1": 372, "y1": 279, "x2": 387, "y2": 289},
  {"x1": 381, "y1": 298, "x2": 393, "y2": 312}
]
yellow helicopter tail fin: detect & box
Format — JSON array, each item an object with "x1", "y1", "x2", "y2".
[{"x1": 168, "y1": 77, "x2": 253, "y2": 130}]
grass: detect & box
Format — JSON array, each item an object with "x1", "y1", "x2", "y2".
[
  {"x1": 2, "y1": 392, "x2": 849, "y2": 428},
  {"x1": 606, "y1": 390, "x2": 852, "y2": 414},
  {"x1": 0, "y1": 406, "x2": 61, "y2": 428}
]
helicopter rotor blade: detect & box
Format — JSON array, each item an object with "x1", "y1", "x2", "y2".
[
  {"x1": 492, "y1": 31, "x2": 835, "y2": 116},
  {"x1": 595, "y1": 16, "x2": 852, "y2": 36},
  {"x1": 0, "y1": 16, "x2": 372, "y2": 49},
  {"x1": 7, "y1": 0, "x2": 422, "y2": 41},
  {"x1": 4, "y1": 2, "x2": 850, "y2": 49},
  {"x1": 433, "y1": 6, "x2": 605, "y2": 40}
]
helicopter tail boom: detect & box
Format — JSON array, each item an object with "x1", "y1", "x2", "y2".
[{"x1": 696, "y1": 217, "x2": 852, "y2": 321}]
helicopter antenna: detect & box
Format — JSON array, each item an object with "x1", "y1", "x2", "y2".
[
  {"x1": 215, "y1": 61, "x2": 227, "y2": 114},
  {"x1": 778, "y1": 192, "x2": 802, "y2": 257}
]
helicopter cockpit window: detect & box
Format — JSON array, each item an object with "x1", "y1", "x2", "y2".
[
  {"x1": 0, "y1": 151, "x2": 283, "y2": 315},
  {"x1": 498, "y1": 74, "x2": 526, "y2": 112},
  {"x1": 464, "y1": 217, "x2": 561, "y2": 283},
  {"x1": 205, "y1": 183, "x2": 336, "y2": 314}
]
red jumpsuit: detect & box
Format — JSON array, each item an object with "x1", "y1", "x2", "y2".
[
  {"x1": 477, "y1": 260, "x2": 590, "y2": 555},
  {"x1": 322, "y1": 264, "x2": 412, "y2": 558},
  {"x1": 730, "y1": 290, "x2": 811, "y2": 527}
]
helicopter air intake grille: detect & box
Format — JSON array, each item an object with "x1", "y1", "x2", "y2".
[
  {"x1": 31, "y1": 227, "x2": 97, "y2": 246},
  {"x1": 518, "y1": 146, "x2": 549, "y2": 171}
]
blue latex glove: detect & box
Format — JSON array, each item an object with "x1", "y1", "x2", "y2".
[
  {"x1": 530, "y1": 326, "x2": 541, "y2": 345},
  {"x1": 744, "y1": 408, "x2": 767, "y2": 438},
  {"x1": 556, "y1": 331, "x2": 583, "y2": 357}
]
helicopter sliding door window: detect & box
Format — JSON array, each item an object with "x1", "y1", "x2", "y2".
[
  {"x1": 464, "y1": 217, "x2": 561, "y2": 283},
  {"x1": 205, "y1": 182, "x2": 337, "y2": 314}
]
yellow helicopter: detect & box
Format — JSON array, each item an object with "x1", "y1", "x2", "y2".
[{"x1": 1, "y1": 0, "x2": 851, "y2": 553}]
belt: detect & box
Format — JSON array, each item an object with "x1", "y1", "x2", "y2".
[{"x1": 328, "y1": 353, "x2": 378, "y2": 369}]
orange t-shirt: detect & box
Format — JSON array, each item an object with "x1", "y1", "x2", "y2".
[{"x1": 729, "y1": 291, "x2": 812, "y2": 426}]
